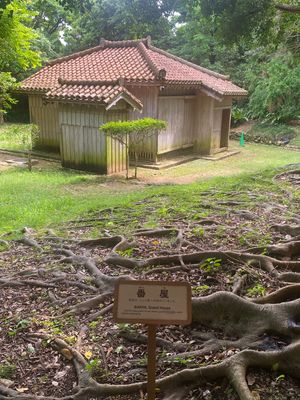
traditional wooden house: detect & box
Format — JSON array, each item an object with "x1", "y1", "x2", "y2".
[{"x1": 20, "y1": 37, "x2": 247, "y2": 174}]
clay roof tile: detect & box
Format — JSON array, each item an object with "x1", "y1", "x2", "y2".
[{"x1": 20, "y1": 38, "x2": 247, "y2": 97}]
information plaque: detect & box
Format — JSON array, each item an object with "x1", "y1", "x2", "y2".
[
  {"x1": 114, "y1": 280, "x2": 192, "y2": 325},
  {"x1": 113, "y1": 279, "x2": 192, "y2": 400}
]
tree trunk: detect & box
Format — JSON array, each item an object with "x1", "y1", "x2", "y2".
[
  {"x1": 28, "y1": 150, "x2": 32, "y2": 172},
  {"x1": 0, "y1": 111, "x2": 4, "y2": 125},
  {"x1": 134, "y1": 151, "x2": 138, "y2": 179},
  {"x1": 125, "y1": 138, "x2": 129, "y2": 180}
]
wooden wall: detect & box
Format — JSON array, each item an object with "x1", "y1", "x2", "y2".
[
  {"x1": 104, "y1": 107, "x2": 128, "y2": 175},
  {"x1": 59, "y1": 103, "x2": 127, "y2": 174},
  {"x1": 28, "y1": 95, "x2": 61, "y2": 151},
  {"x1": 194, "y1": 92, "x2": 214, "y2": 154},
  {"x1": 127, "y1": 86, "x2": 197, "y2": 158},
  {"x1": 28, "y1": 88, "x2": 234, "y2": 166},
  {"x1": 194, "y1": 93, "x2": 233, "y2": 154},
  {"x1": 127, "y1": 86, "x2": 159, "y2": 161},
  {"x1": 212, "y1": 108, "x2": 223, "y2": 149},
  {"x1": 157, "y1": 96, "x2": 195, "y2": 154}
]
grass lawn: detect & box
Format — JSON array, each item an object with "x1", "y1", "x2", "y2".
[
  {"x1": 140, "y1": 141, "x2": 300, "y2": 183},
  {"x1": 0, "y1": 138, "x2": 299, "y2": 234}
]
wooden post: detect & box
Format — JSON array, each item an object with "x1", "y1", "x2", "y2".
[{"x1": 147, "y1": 324, "x2": 157, "y2": 400}]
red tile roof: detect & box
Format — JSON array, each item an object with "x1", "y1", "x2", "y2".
[
  {"x1": 20, "y1": 38, "x2": 247, "y2": 102},
  {"x1": 44, "y1": 81, "x2": 143, "y2": 110}
]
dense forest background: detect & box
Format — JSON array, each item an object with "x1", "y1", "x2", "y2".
[{"x1": 0, "y1": 0, "x2": 299, "y2": 123}]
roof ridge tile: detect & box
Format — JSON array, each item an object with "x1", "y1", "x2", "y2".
[
  {"x1": 148, "y1": 45, "x2": 230, "y2": 81},
  {"x1": 136, "y1": 42, "x2": 166, "y2": 80}
]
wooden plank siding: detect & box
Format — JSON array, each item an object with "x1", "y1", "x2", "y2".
[
  {"x1": 103, "y1": 108, "x2": 128, "y2": 174},
  {"x1": 194, "y1": 92, "x2": 214, "y2": 155},
  {"x1": 28, "y1": 95, "x2": 61, "y2": 151},
  {"x1": 59, "y1": 103, "x2": 127, "y2": 174},
  {"x1": 127, "y1": 86, "x2": 159, "y2": 161},
  {"x1": 157, "y1": 97, "x2": 195, "y2": 154},
  {"x1": 212, "y1": 108, "x2": 223, "y2": 149}
]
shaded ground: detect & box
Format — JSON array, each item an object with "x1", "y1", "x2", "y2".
[{"x1": 0, "y1": 167, "x2": 300, "y2": 399}]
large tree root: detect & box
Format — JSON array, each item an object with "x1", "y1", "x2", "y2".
[
  {"x1": 106, "y1": 249, "x2": 300, "y2": 283},
  {"x1": 1, "y1": 182, "x2": 300, "y2": 400},
  {"x1": 1, "y1": 339, "x2": 299, "y2": 400}
]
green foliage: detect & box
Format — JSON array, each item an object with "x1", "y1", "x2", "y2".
[
  {"x1": 116, "y1": 248, "x2": 134, "y2": 257},
  {"x1": 0, "y1": 362, "x2": 16, "y2": 379},
  {"x1": 115, "y1": 345, "x2": 124, "y2": 354},
  {"x1": 172, "y1": 355, "x2": 195, "y2": 366},
  {"x1": 102, "y1": 118, "x2": 167, "y2": 179},
  {"x1": 191, "y1": 226, "x2": 205, "y2": 237},
  {"x1": 101, "y1": 118, "x2": 166, "y2": 136},
  {"x1": 0, "y1": 73, "x2": 18, "y2": 115},
  {"x1": 85, "y1": 358, "x2": 103, "y2": 377},
  {"x1": 199, "y1": 257, "x2": 222, "y2": 273},
  {"x1": 28, "y1": 0, "x2": 73, "y2": 59},
  {"x1": 62, "y1": 0, "x2": 175, "y2": 54},
  {"x1": 247, "y1": 55, "x2": 300, "y2": 122},
  {"x1": 192, "y1": 285, "x2": 210, "y2": 295},
  {"x1": 0, "y1": 0, "x2": 41, "y2": 72},
  {"x1": 116, "y1": 323, "x2": 132, "y2": 333},
  {"x1": 231, "y1": 106, "x2": 248, "y2": 126},
  {"x1": 247, "y1": 283, "x2": 266, "y2": 297},
  {"x1": 200, "y1": 0, "x2": 274, "y2": 44},
  {"x1": 0, "y1": 1, "x2": 41, "y2": 116},
  {"x1": 0, "y1": 123, "x2": 33, "y2": 150},
  {"x1": 275, "y1": 374, "x2": 285, "y2": 383},
  {"x1": 247, "y1": 123, "x2": 297, "y2": 142}
]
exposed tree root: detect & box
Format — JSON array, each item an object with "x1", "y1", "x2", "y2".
[
  {"x1": 1, "y1": 177, "x2": 300, "y2": 400},
  {"x1": 106, "y1": 249, "x2": 300, "y2": 283},
  {"x1": 118, "y1": 330, "x2": 186, "y2": 352},
  {"x1": 246, "y1": 240, "x2": 300, "y2": 259},
  {"x1": 251, "y1": 284, "x2": 300, "y2": 304},
  {"x1": 2, "y1": 339, "x2": 299, "y2": 400},
  {"x1": 271, "y1": 223, "x2": 300, "y2": 237}
]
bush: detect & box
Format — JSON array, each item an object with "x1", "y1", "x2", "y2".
[
  {"x1": 101, "y1": 117, "x2": 167, "y2": 178},
  {"x1": 101, "y1": 118, "x2": 166, "y2": 135},
  {"x1": 247, "y1": 55, "x2": 300, "y2": 123},
  {"x1": 230, "y1": 123, "x2": 297, "y2": 145},
  {"x1": 231, "y1": 106, "x2": 248, "y2": 127}
]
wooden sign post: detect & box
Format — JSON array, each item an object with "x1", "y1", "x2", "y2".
[{"x1": 113, "y1": 280, "x2": 192, "y2": 400}]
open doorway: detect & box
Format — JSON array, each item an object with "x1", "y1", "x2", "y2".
[{"x1": 220, "y1": 109, "x2": 231, "y2": 148}]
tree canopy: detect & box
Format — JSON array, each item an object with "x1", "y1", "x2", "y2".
[
  {"x1": 1, "y1": 0, "x2": 300, "y2": 122},
  {"x1": 0, "y1": 0, "x2": 41, "y2": 119},
  {"x1": 0, "y1": 0, "x2": 40, "y2": 73}
]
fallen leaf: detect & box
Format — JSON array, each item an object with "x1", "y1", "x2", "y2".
[
  {"x1": 61, "y1": 348, "x2": 73, "y2": 360},
  {"x1": 16, "y1": 388, "x2": 29, "y2": 393},
  {"x1": 251, "y1": 391, "x2": 261, "y2": 400},
  {"x1": 84, "y1": 351, "x2": 93, "y2": 360}
]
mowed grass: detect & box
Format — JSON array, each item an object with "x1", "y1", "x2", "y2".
[
  {"x1": 0, "y1": 169, "x2": 150, "y2": 233},
  {"x1": 0, "y1": 120, "x2": 299, "y2": 234},
  {"x1": 0, "y1": 145, "x2": 300, "y2": 233},
  {"x1": 141, "y1": 141, "x2": 300, "y2": 182}
]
